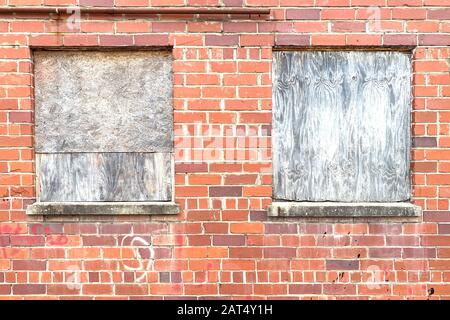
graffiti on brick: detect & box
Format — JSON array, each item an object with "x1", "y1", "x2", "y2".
[
  {"x1": 119, "y1": 233, "x2": 156, "y2": 283},
  {"x1": 64, "y1": 265, "x2": 81, "y2": 290}
]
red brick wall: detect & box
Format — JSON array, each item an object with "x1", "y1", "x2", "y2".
[{"x1": 0, "y1": 0, "x2": 449, "y2": 299}]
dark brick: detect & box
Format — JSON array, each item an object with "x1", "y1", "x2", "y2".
[
  {"x1": 99, "y1": 35, "x2": 133, "y2": 46},
  {"x1": 264, "y1": 247, "x2": 297, "y2": 258},
  {"x1": 80, "y1": 0, "x2": 113, "y2": 6},
  {"x1": 438, "y1": 224, "x2": 450, "y2": 234},
  {"x1": 134, "y1": 34, "x2": 170, "y2": 46},
  {"x1": 175, "y1": 162, "x2": 208, "y2": 173},
  {"x1": 275, "y1": 34, "x2": 310, "y2": 46},
  {"x1": 286, "y1": 9, "x2": 321, "y2": 20},
  {"x1": 154, "y1": 248, "x2": 172, "y2": 259},
  {"x1": 419, "y1": 34, "x2": 450, "y2": 46},
  {"x1": 384, "y1": 34, "x2": 417, "y2": 45},
  {"x1": 369, "y1": 248, "x2": 402, "y2": 258},
  {"x1": 205, "y1": 35, "x2": 239, "y2": 46},
  {"x1": 323, "y1": 284, "x2": 357, "y2": 295},
  {"x1": 413, "y1": 137, "x2": 437, "y2": 148},
  {"x1": 209, "y1": 186, "x2": 242, "y2": 197},
  {"x1": 133, "y1": 223, "x2": 167, "y2": 234},
  {"x1": 13, "y1": 284, "x2": 46, "y2": 295},
  {"x1": 403, "y1": 248, "x2": 436, "y2": 258},
  {"x1": 213, "y1": 235, "x2": 245, "y2": 246},
  {"x1": 369, "y1": 224, "x2": 402, "y2": 235},
  {"x1": 9, "y1": 112, "x2": 32, "y2": 123},
  {"x1": 326, "y1": 259, "x2": 359, "y2": 270},
  {"x1": 224, "y1": 22, "x2": 257, "y2": 33},
  {"x1": 289, "y1": 284, "x2": 322, "y2": 294},
  {"x1": 160, "y1": 272, "x2": 170, "y2": 283},
  {"x1": 99, "y1": 224, "x2": 132, "y2": 234},
  {"x1": 427, "y1": 9, "x2": 450, "y2": 20},
  {"x1": 82, "y1": 235, "x2": 116, "y2": 246},
  {"x1": 10, "y1": 235, "x2": 45, "y2": 246},
  {"x1": 250, "y1": 210, "x2": 267, "y2": 221},
  {"x1": 265, "y1": 223, "x2": 298, "y2": 234},
  {"x1": 171, "y1": 272, "x2": 182, "y2": 283},
  {"x1": 64, "y1": 223, "x2": 98, "y2": 234},
  {"x1": 29, "y1": 223, "x2": 64, "y2": 235},
  {"x1": 299, "y1": 224, "x2": 333, "y2": 234},
  {"x1": 230, "y1": 247, "x2": 262, "y2": 258},
  {"x1": 13, "y1": 260, "x2": 46, "y2": 270},
  {"x1": 424, "y1": 211, "x2": 450, "y2": 222},
  {"x1": 0, "y1": 284, "x2": 11, "y2": 294},
  {"x1": 0, "y1": 236, "x2": 9, "y2": 246},
  {"x1": 223, "y1": 0, "x2": 243, "y2": 5},
  {"x1": 89, "y1": 272, "x2": 100, "y2": 282}
]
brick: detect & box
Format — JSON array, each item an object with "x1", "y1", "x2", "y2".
[
  {"x1": 264, "y1": 247, "x2": 297, "y2": 258},
  {"x1": 99, "y1": 35, "x2": 134, "y2": 46},
  {"x1": 134, "y1": 34, "x2": 170, "y2": 46},
  {"x1": 13, "y1": 284, "x2": 46, "y2": 295},
  {"x1": 392, "y1": 8, "x2": 427, "y2": 19},
  {"x1": 312, "y1": 34, "x2": 346, "y2": 45},
  {"x1": 82, "y1": 236, "x2": 116, "y2": 246},
  {"x1": 286, "y1": 9, "x2": 321, "y2": 20},
  {"x1": 413, "y1": 137, "x2": 437, "y2": 148},
  {"x1": 289, "y1": 284, "x2": 322, "y2": 294},
  {"x1": 175, "y1": 162, "x2": 208, "y2": 173},
  {"x1": 332, "y1": 21, "x2": 366, "y2": 32},
  {"x1": 383, "y1": 34, "x2": 417, "y2": 45},
  {"x1": 419, "y1": 34, "x2": 450, "y2": 46},
  {"x1": 13, "y1": 260, "x2": 46, "y2": 270},
  {"x1": 238, "y1": 61, "x2": 270, "y2": 73},
  {"x1": 188, "y1": 22, "x2": 222, "y2": 33},
  {"x1": 322, "y1": 8, "x2": 355, "y2": 19},
  {"x1": 63, "y1": 35, "x2": 98, "y2": 46},
  {"x1": 229, "y1": 247, "x2": 262, "y2": 258},
  {"x1": 209, "y1": 186, "x2": 242, "y2": 197},
  {"x1": 240, "y1": 35, "x2": 274, "y2": 46},
  {"x1": 347, "y1": 35, "x2": 382, "y2": 46},
  {"x1": 428, "y1": 9, "x2": 450, "y2": 20},
  {"x1": 224, "y1": 22, "x2": 257, "y2": 33},
  {"x1": 230, "y1": 223, "x2": 263, "y2": 234},
  {"x1": 81, "y1": 22, "x2": 115, "y2": 33},
  {"x1": 205, "y1": 35, "x2": 239, "y2": 46},
  {"x1": 152, "y1": 22, "x2": 186, "y2": 33},
  {"x1": 80, "y1": 0, "x2": 114, "y2": 6},
  {"x1": 9, "y1": 112, "x2": 32, "y2": 123},
  {"x1": 116, "y1": 21, "x2": 150, "y2": 33},
  {"x1": 326, "y1": 260, "x2": 359, "y2": 270},
  {"x1": 275, "y1": 34, "x2": 310, "y2": 46},
  {"x1": 424, "y1": 211, "x2": 450, "y2": 222}
]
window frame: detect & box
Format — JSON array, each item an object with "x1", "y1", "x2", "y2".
[
  {"x1": 269, "y1": 47, "x2": 421, "y2": 218},
  {"x1": 27, "y1": 47, "x2": 179, "y2": 216}
]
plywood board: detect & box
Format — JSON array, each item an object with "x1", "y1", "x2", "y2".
[
  {"x1": 34, "y1": 50, "x2": 173, "y2": 153},
  {"x1": 272, "y1": 51, "x2": 411, "y2": 202},
  {"x1": 37, "y1": 153, "x2": 172, "y2": 202}
]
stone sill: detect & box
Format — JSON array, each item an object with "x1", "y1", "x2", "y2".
[
  {"x1": 26, "y1": 202, "x2": 180, "y2": 216},
  {"x1": 268, "y1": 202, "x2": 422, "y2": 218}
]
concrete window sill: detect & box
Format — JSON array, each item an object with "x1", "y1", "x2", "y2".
[
  {"x1": 26, "y1": 202, "x2": 180, "y2": 216},
  {"x1": 268, "y1": 202, "x2": 422, "y2": 218}
]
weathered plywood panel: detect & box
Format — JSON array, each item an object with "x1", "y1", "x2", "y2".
[
  {"x1": 37, "y1": 153, "x2": 172, "y2": 202},
  {"x1": 34, "y1": 50, "x2": 173, "y2": 153},
  {"x1": 272, "y1": 51, "x2": 411, "y2": 202}
]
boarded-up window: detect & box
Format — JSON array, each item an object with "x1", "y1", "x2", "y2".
[
  {"x1": 272, "y1": 51, "x2": 411, "y2": 202},
  {"x1": 34, "y1": 50, "x2": 173, "y2": 202}
]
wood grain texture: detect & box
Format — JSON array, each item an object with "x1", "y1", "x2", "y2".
[
  {"x1": 34, "y1": 50, "x2": 173, "y2": 153},
  {"x1": 272, "y1": 51, "x2": 411, "y2": 202},
  {"x1": 37, "y1": 153, "x2": 172, "y2": 202}
]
